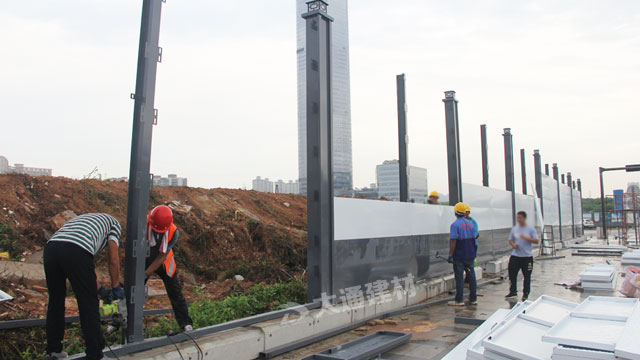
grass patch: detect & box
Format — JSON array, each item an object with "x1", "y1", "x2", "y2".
[{"x1": 0, "y1": 222, "x2": 20, "y2": 259}]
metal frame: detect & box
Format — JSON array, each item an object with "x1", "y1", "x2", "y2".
[
  {"x1": 123, "y1": 0, "x2": 164, "y2": 343},
  {"x1": 302, "y1": 1, "x2": 335, "y2": 302},
  {"x1": 443, "y1": 91, "x2": 462, "y2": 204},
  {"x1": 396, "y1": 74, "x2": 408, "y2": 202},
  {"x1": 503, "y1": 128, "x2": 515, "y2": 225},
  {"x1": 481, "y1": 124, "x2": 489, "y2": 187},
  {"x1": 598, "y1": 164, "x2": 640, "y2": 239},
  {"x1": 301, "y1": 331, "x2": 411, "y2": 360}
]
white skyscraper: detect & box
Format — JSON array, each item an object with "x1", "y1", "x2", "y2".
[
  {"x1": 296, "y1": 0, "x2": 353, "y2": 196},
  {"x1": 376, "y1": 160, "x2": 429, "y2": 203}
]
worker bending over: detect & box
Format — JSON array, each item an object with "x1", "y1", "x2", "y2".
[
  {"x1": 145, "y1": 205, "x2": 193, "y2": 331},
  {"x1": 447, "y1": 203, "x2": 478, "y2": 306},
  {"x1": 44, "y1": 213, "x2": 123, "y2": 360},
  {"x1": 505, "y1": 211, "x2": 539, "y2": 301}
]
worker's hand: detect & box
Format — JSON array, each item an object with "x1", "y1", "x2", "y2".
[
  {"x1": 512, "y1": 243, "x2": 519, "y2": 250},
  {"x1": 111, "y1": 285, "x2": 125, "y2": 300},
  {"x1": 447, "y1": 256, "x2": 454, "y2": 264},
  {"x1": 98, "y1": 286, "x2": 113, "y2": 302}
]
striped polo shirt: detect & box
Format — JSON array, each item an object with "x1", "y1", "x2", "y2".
[{"x1": 48, "y1": 213, "x2": 121, "y2": 255}]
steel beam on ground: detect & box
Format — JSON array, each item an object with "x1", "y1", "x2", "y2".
[
  {"x1": 124, "y1": 0, "x2": 164, "y2": 343},
  {"x1": 443, "y1": 91, "x2": 462, "y2": 204},
  {"x1": 481, "y1": 124, "x2": 489, "y2": 187},
  {"x1": 303, "y1": 2, "x2": 335, "y2": 302},
  {"x1": 503, "y1": 128, "x2": 516, "y2": 225},
  {"x1": 520, "y1": 148, "x2": 527, "y2": 195},
  {"x1": 534, "y1": 150, "x2": 544, "y2": 216},
  {"x1": 553, "y1": 163, "x2": 563, "y2": 242},
  {"x1": 396, "y1": 74, "x2": 409, "y2": 202}
]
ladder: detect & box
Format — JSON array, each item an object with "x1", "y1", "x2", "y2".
[{"x1": 539, "y1": 225, "x2": 556, "y2": 256}]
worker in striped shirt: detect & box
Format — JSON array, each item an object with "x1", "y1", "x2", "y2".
[{"x1": 44, "y1": 213, "x2": 123, "y2": 360}]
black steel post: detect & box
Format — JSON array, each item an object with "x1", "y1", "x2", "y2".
[
  {"x1": 578, "y1": 179, "x2": 583, "y2": 235},
  {"x1": 561, "y1": 174, "x2": 565, "y2": 184},
  {"x1": 553, "y1": 164, "x2": 563, "y2": 242},
  {"x1": 534, "y1": 150, "x2": 543, "y2": 216},
  {"x1": 520, "y1": 149, "x2": 527, "y2": 194},
  {"x1": 123, "y1": 0, "x2": 163, "y2": 343},
  {"x1": 599, "y1": 167, "x2": 607, "y2": 240},
  {"x1": 303, "y1": 0, "x2": 334, "y2": 302},
  {"x1": 503, "y1": 129, "x2": 516, "y2": 225},
  {"x1": 443, "y1": 91, "x2": 462, "y2": 204},
  {"x1": 568, "y1": 172, "x2": 575, "y2": 238},
  {"x1": 545, "y1": 164, "x2": 550, "y2": 176},
  {"x1": 396, "y1": 74, "x2": 409, "y2": 202},
  {"x1": 481, "y1": 124, "x2": 489, "y2": 187}
]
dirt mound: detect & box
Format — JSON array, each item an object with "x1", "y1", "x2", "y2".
[{"x1": 0, "y1": 174, "x2": 307, "y2": 283}]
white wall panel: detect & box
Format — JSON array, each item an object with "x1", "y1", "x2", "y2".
[
  {"x1": 542, "y1": 175, "x2": 560, "y2": 226},
  {"x1": 560, "y1": 185, "x2": 573, "y2": 226}
]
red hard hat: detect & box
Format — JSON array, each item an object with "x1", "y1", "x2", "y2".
[{"x1": 149, "y1": 205, "x2": 173, "y2": 233}]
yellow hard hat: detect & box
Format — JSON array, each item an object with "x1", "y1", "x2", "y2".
[
  {"x1": 429, "y1": 191, "x2": 439, "y2": 198},
  {"x1": 464, "y1": 203, "x2": 471, "y2": 212},
  {"x1": 454, "y1": 202, "x2": 467, "y2": 215}
]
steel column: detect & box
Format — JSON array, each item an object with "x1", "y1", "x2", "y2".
[
  {"x1": 481, "y1": 124, "x2": 489, "y2": 187},
  {"x1": 503, "y1": 128, "x2": 516, "y2": 225},
  {"x1": 123, "y1": 0, "x2": 164, "y2": 343},
  {"x1": 567, "y1": 172, "x2": 575, "y2": 238},
  {"x1": 578, "y1": 179, "x2": 583, "y2": 235},
  {"x1": 599, "y1": 167, "x2": 607, "y2": 240},
  {"x1": 561, "y1": 174, "x2": 565, "y2": 184},
  {"x1": 534, "y1": 150, "x2": 543, "y2": 216},
  {"x1": 443, "y1": 91, "x2": 462, "y2": 204},
  {"x1": 545, "y1": 164, "x2": 550, "y2": 176},
  {"x1": 553, "y1": 164, "x2": 563, "y2": 242},
  {"x1": 396, "y1": 74, "x2": 409, "y2": 202},
  {"x1": 303, "y1": 1, "x2": 334, "y2": 302},
  {"x1": 520, "y1": 148, "x2": 527, "y2": 194}
]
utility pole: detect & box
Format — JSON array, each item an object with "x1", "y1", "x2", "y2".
[
  {"x1": 481, "y1": 124, "x2": 489, "y2": 187},
  {"x1": 503, "y1": 128, "x2": 516, "y2": 225},
  {"x1": 303, "y1": 0, "x2": 334, "y2": 302},
  {"x1": 396, "y1": 74, "x2": 409, "y2": 202},
  {"x1": 123, "y1": 0, "x2": 164, "y2": 343},
  {"x1": 443, "y1": 91, "x2": 462, "y2": 204}
]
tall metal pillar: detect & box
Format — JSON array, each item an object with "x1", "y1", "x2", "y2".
[
  {"x1": 567, "y1": 172, "x2": 575, "y2": 238},
  {"x1": 303, "y1": 0, "x2": 334, "y2": 302},
  {"x1": 534, "y1": 150, "x2": 543, "y2": 216},
  {"x1": 599, "y1": 167, "x2": 607, "y2": 240},
  {"x1": 481, "y1": 124, "x2": 489, "y2": 187},
  {"x1": 443, "y1": 91, "x2": 462, "y2": 204},
  {"x1": 123, "y1": 0, "x2": 164, "y2": 343},
  {"x1": 396, "y1": 74, "x2": 409, "y2": 202},
  {"x1": 578, "y1": 179, "x2": 584, "y2": 235},
  {"x1": 520, "y1": 149, "x2": 527, "y2": 195},
  {"x1": 553, "y1": 163, "x2": 563, "y2": 242},
  {"x1": 503, "y1": 129, "x2": 516, "y2": 225},
  {"x1": 545, "y1": 164, "x2": 550, "y2": 176},
  {"x1": 561, "y1": 174, "x2": 565, "y2": 184}
]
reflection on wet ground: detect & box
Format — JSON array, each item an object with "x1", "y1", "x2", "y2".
[{"x1": 275, "y1": 232, "x2": 629, "y2": 360}]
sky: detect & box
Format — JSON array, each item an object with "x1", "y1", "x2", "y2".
[{"x1": 1, "y1": 0, "x2": 639, "y2": 198}]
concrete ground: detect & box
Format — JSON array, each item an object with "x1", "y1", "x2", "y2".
[{"x1": 274, "y1": 230, "x2": 629, "y2": 360}]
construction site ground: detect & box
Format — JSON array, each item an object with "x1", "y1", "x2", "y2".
[{"x1": 273, "y1": 230, "x2": 630, "y2": 360}]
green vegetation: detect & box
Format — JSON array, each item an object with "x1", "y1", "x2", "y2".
[
  {"x1": 582, "y1": 197, "x2": 614, "y2": 213},
  {"x1": 0, "y1": 222, "x2": 20, "y2": 259}
]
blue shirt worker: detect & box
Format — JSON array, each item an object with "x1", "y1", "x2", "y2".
[
  {"x1": 505, "y1": 211, "x2": 539, "y2": 301},
  {"x1": 448, "y1": 203, "x2": 478, "y2": 306}
]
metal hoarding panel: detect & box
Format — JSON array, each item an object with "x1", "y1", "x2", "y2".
[
  {"x1": 518, "y1": 295, "x2": 577, "y2": 327},
  {"x1": 560, "y1": 184, "x2": 573, "y2": 226},
  {"x1": 542, "y1": 316, "x2": 625, "y2": 352},
  {"x1": 615, "y1": 300, "x2": 640, "y2": 360},
  {"x1": 570, "y1": 296, "x2": 638, "y2": 321},
  {"x1": 542, "y1": 175, "x2": 559, "y2": 226},
  {"x1": 482, "y1": 316, "x2": 555, "y2": 360}
]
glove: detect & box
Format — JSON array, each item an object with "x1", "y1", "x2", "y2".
[
  {"x1": 98, "y1": 286, "x2": 113, "y2": 302},
  {"x1": 111, "y1": 285, "x2": 125, "y2": 300},
  {"x1": 447, "y1": 256, "x2": 454, "y2": 264}
]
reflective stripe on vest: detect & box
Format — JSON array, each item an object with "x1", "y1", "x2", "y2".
[{"x1": 163, "y1": 249, "x2": 176, "y2": 278}]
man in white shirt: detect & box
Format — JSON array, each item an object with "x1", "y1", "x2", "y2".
[{"x1": 505, "y1": 211, "x2": 539, "y2": 301}]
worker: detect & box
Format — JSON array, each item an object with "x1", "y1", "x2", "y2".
[
  {"x1": 44, "y1": 213, "x2": 123, "y2": 360},
  {"x1": 505, "y1": 211, "x2": 539, "y2": 302},
  {"x1": 464, "y1": 203, "x2": 479, "y2": 255},
  {"x1": 145, "y1": 205, "x2": 193, "y2": 332},
  {"x1": 447, "y1": 203, "x2": 478, "y2": 306},
  {"x1": 427, "y1": 191, "x2": 440, "y2": 205}
]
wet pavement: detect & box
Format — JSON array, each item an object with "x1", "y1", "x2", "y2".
[{"x1": 274, "y1": 231, "x2": 631, "y2": 360}]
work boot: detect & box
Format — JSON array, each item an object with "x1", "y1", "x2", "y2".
[
  {"x1": 47, "y1": 351, "x2": 69, "y2": 360},
  {"x1": 184, "y1": 325, "x2": 193, "y2": 332},
  {"x1": 505, "y1": 292, "x2": 517, "y2": 299}
]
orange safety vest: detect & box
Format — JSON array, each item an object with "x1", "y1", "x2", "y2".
[{"x1": 147, "y1": 216, "x2": 178, "y2": 278}]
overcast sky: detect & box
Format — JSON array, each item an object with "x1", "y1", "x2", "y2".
[{"x1": 1, "y1": 0, "x2": 638, "y2": 197}]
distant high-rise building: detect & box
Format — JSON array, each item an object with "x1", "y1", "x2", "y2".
[
  {"x1": 376, "y1": 160, "x2": 429, "y2": 203},
  {"x1": 297, "y1": 0, "x2": 353, "y2": 196},
  {"x1": 0, "y1": 155, "x2": 52, "y2": 177},
  {"x1": 274, "y1": 179, "x2": 300, "y2": 195},
  {"x1": 153, "y1": 174, "x2": 188, "y2": 187},
  {"x1": 252, "y1": 176, "x2": 274, "y2": 193}
]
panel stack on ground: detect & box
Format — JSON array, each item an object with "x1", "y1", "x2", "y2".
[
  {"x1": 580, "y1": 264, "x2": 617, "y2": 291},
  {"x1": 622, "y1": 249, "x2": 640, "y2": 266},
  {"x1": 443, "y1": 295, "x2": 640, "y2": 360}
]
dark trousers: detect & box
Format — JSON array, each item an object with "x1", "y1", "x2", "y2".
[
  {"x1": 508, "y1": 255, "x2": 534, "y2": 296},
  {"x1": 453, "y1": 258, "x2": 477, "y2": 303},
  {"x1": 44, "y1": 242, "x2": 104, "y2": 360},
  {"x1": 145, "y1": 264, "x2": 192, "y2": 328}
]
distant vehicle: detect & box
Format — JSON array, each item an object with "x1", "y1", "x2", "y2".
[{"x1": 583, "y1": 219, "x2": 596, "y2": 229}]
